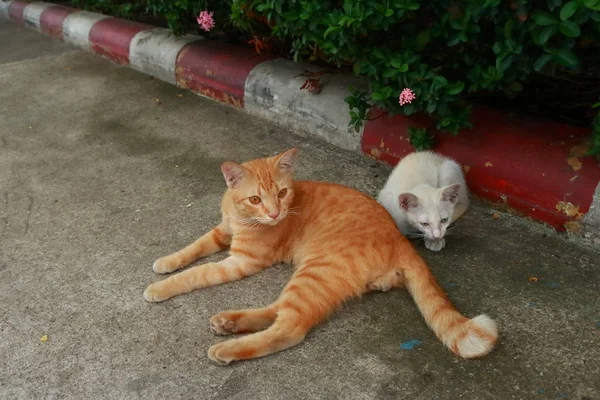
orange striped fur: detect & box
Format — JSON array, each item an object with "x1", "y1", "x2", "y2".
[{"x1": 144, "y1": 149, "x2": 498, "y2": 364}]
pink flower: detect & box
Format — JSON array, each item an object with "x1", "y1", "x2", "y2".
[
  {"x1": 399, "y1": 88, "x2": 416, "y2": 106},
  {"x1": 197, "y1": 11, "x2": 215, "y2": 32}
]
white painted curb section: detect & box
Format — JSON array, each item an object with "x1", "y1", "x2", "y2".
[
  {"x1": 129, "y1": 28, "x2": 200, "y2": 85},
  {"x1": 22, "y1": 2, "x2": 50, "y2": 30},
  {"x1": 244, "y1": 58, "x2": 368, "y2": 152},
  {"x1": 0, "y1": 1, "x2": 11, "y2": 19},
  {"x1": 62, "y1": 10, "x2": 108, "y2": 51}
]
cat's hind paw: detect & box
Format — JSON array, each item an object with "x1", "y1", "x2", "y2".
[
  {"x1": 425, "y1": 238, "x2": 445, "y2": 252},
  {"x1": 210, "y1": 315, "x2": 237, "y2": 335}
]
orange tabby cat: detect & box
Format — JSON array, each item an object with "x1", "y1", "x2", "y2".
[{"x1": 144, "y1": 149, "x2": 498, "y2": 365}]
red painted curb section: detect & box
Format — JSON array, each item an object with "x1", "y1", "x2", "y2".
[
  {"x1": 39, "y1": 5, "x2": 77, "y2": 38},
  {"x1": 362, "y1": 107, "x2": 600, "y2": 230},
  {"x1": 89, "y1": 18, "x2": 153, "y2": 65},
  {"x1": 8, "y1": 0, "x2": 29, "y2": 22},
  {"x1": 175, "y1": 41, "x2": 274, "y2": 108}
]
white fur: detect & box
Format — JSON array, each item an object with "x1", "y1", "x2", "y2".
[
  {"x1": 456, "y1": 314, "x2": 498, "y2": 359},
  {"x1": 377, "y1": 151, "x2": 469, "y2": 251}
]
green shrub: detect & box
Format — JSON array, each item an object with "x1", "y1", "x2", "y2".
[{"x1": 230, "y1": 0, "x2": 600, "y2": 155}]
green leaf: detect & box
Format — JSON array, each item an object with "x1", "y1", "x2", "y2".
[
  {"x1": 533, "y1": 11, "x2": 560, "y2": 25},
  {"x1": 547, "y1": 0, "x2": 562, "y2": 11},
  {"x1": 447, "y1": 34, "x2": 461, "y2": 46},
  {"x1": 492, "y1": 42, "x2": 502, "y2": 54},
  {"x1": 553, "y1": 48, "x2": 579, "y2": 67},
  {"x1": 504, "y1": 19, "x2": 514, "y2": 39},
  {"x1": 559, "y1": 20, "x2": 581, "y2": 36},
  {"x1": 385, "y1": 9, "x2": 394, "y2": 17},
  {"x1": 433, "y1": 76, "x2": 448, "y2": 86},
  {"x1": 406, "y1": 1, "x2": 420, "y2": 11},
  {"x1": 560, "y1": 0, "x2": 580, "y2": 19},
  {"x1": 539, "y1": 25, "x2": 558, "y2": 44},
  {"x1": 370, "y1": 91, "x2": 385, "y2": 100},
  {"x1": 402, "y1": 103, "x2": 416, "y2": 115},
  {"x1": 416, "y1": 29, "x2": 431, "y2": 48},
  {"x1": 440, "y1": 117, "x2": 452, "y2": 127},
  {"x1": 508, "y1": 81, "x2": 523, "y2": 92},
  {"x1": 583, "y1": 0, "x2": 600, "y2": 8},
  {"x1": 382, "y1": 69, "x2": 397, "y2": 78},
  {"x1": 446, "y1": 82, "x2": 465, "y2": 95},
  {"x1": 390, "y1": 57, "x2": 404, "y2": 69},
  {"x1": 534, "y1": 53, "x2": 553, "y2": 71},
  {"x1": 323, "y1": 26, "x2": 341, "y2": 38},
  {"x1": 399, "y1": 63, "x2": 409, "y2": 72}
]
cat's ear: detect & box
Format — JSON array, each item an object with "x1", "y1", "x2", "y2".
[
  {"x1": 221, "y1": 162, "x2": 247, "y2": 189},
  {"x1": 441, "y1": 184, "x2": 461, "y2": 204},
  {"x1": 398, "y1": 193, "x2": 420, "y2": 211},
  {"x1": 275, "y1": 148, "x2": 298, "y2": 173}
]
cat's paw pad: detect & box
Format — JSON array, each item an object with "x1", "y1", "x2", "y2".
[
  {"x1": 152, "y1": 256, "x2": 181, "y2": 274},
  {"x1": 143, "y1": 282, "x2": 169, "y2": 302},
  {"x1": 210, "y1": 315, "x2": 238, "y2": 335},
  {"x1": 425, "y1": 238, "x2": 446, "y2": 252},
  {"x1": 207, "y1": 342, "x2": 235, "y2": 366}
]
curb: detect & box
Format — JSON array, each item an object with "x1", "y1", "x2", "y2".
[{"x1": 2, "y1": 0, "x2": 599, "y2": 234}]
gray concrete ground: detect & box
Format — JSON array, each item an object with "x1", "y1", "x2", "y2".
[{"x1": 1, "y1": 20, "x2": 599, "y2": 400}]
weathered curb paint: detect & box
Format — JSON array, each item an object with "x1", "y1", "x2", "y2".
[
  {"x1": 40, "y1": 4, "x2": 76, "y2": 38},
  {"x1": 362, "y1": 107, "x2": 600, "y2": 231},
  {"x1": 0, "y1": 1, "x2": 12, "y2": 19},
  {"x1": 22, "y1": 1, "x2": 48, "y2": 30},
  {"x1": 129, "y1": 28, "x2": 200, "y2": 85},
  {"x1": 175, "y1": 40, "x2": 274, "y2": 107},
  {"x1": 89, "y1": 17, "x2": 152, "y2": 64},
  {"x1": 2, "y1": 1, "x2": 599, "y2": 233},
  {"x1": 62, "y1": 10, "x2": 108, "y2": 51},
  {"x1": 244, "y1": 58, "x2": 368, "y2": 152},
  {"x1": 8, "y1": 0, "x2": 28, "y2": 22}
]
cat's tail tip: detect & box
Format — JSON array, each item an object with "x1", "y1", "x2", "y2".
[{"x1": 453, "y1": 314, "x2": 498, "y2": 359}]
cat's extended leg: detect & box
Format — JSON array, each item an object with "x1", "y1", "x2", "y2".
[
  {"x1": 207, "y1": 264, "x2": 360, "y2": 365},
  {"x1": 144, "y1": 255, "x2": 269, "y2": 302},
  {"x1": 210, "y1": 305, "x2": 278, "y2": 335},
  {"x1": 153, "y1": 223, "x2": 231, "y2": 274}
]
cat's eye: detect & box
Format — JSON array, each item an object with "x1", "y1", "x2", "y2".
[
  {"x1": 421, "y1": 222, "x2": 429, "y2": 227},
  {"x1": 278, "y1": 188, "x2": 288, "y2": 198},
  {"x1": 441, "y1": 218, "x2": 449, "y2": 223},
  {"x1": 249, "y1": 196, "x2": 262, "y2": 204}
]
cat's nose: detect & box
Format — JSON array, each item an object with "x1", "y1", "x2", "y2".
[
  {"x1": 433, "y1": 230, "x2": 441, "y2": 239},
  {"x1": 268, "y1": 212, "x2": 280, "y2": 219}
]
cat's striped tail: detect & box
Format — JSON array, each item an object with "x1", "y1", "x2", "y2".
[{"x1": 402, "y1": 256, "x2": 498, "y2": 359}]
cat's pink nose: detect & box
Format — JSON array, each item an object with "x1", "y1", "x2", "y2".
[
  {"x1": 433, "y1": 230, "x2": 441, "y2": 239},
  {"x1": 268, "y1": 212, "x2": 280, "y2": 219}
]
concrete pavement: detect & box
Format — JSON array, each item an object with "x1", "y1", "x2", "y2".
[{"x1": 1, "y1": 20, "x2": 599, "y2": 400}]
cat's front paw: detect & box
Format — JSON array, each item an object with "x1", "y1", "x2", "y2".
[
  {"x1": 152, "y1": 256, "x2": 182, "y2": 274},
  {"x1": 143, "y1": 282, "x2": 171, "y2": 302},
  {"x1": 425, "y1": 238, "x2": 445, "y2": 252}
]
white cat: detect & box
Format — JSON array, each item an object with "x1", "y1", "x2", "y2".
[{"x1": 377, "y1": 151, "x2": 469, "y2": 251}]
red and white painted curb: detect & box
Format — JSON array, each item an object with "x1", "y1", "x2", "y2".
[{"x1": 2, "y1": 0, "x2": 599, "y2": 235}]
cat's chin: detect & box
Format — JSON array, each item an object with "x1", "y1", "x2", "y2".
[{"x1": 261, "y1": 218, "x2": 283, "y2": 226}]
